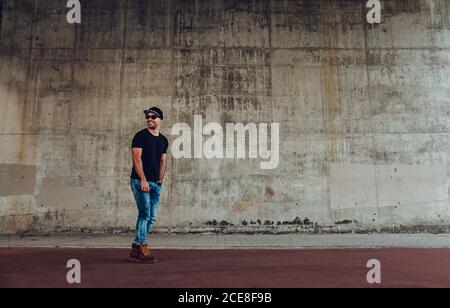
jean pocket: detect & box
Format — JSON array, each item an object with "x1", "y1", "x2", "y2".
[{"x1": 151, "y1": 182, "x2": 162, "y2": 192}]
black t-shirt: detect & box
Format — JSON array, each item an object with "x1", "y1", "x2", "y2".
[{"x1": 130, "y1": 129, "x2": 169, "y2": 182}]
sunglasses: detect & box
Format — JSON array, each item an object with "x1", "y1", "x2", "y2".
[{"x1": 146, "y1": 114, "x2": 159, "y2": 120}]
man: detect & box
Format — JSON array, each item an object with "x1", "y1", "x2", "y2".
[{"x1": 129, "y1": 107, "x2": 169, "y2": 263}]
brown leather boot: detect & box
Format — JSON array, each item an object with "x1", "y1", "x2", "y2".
[
  {"x1": 131, "y1": 244, "x2": 158, "y2": 264},
  {"x1": 130, "y1": 244, "x2": 140, "y2": 259}
]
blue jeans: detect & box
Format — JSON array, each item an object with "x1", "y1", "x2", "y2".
[{"x1": 130, "y1": 179, "x2": 162, "y2": 245}]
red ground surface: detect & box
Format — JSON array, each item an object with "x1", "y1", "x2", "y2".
[{"x1": 0, "y1": 248, "x2": 449, "y2": 288}]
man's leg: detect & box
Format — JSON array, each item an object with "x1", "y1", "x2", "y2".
[
  {"x1": 147, "y1": 182, "x2": 162, "y2": 236},
  {"x1": 130, "y1": 179, "x2": 151, "y2": 245},
  {"x1": 129, "y1": 179, "x2": 158, "y2": 263}
]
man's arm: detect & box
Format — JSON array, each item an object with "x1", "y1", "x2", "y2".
[
  {"x1": 158, "y1": 154, "x2": 168, "y2": 185},
  {"x1": 132, "y1": 148, "x2": 150, "y2": 192}
]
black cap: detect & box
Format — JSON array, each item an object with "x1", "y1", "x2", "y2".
[{"x1": 144, "y1": 107, "x2": 164, "y2": 120}]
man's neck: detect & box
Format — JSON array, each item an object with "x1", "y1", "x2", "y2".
[{"x1": 147, "y1": 128, "x2": 160, "y2": 137}]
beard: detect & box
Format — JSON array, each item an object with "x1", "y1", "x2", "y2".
[{"x1": 147, "y1": 122, "x2": 158, "y2": 129}]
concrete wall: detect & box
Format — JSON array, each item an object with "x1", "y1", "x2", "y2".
[{"x1": 0, "y1": 0, "x2": 449, "y2": 234}]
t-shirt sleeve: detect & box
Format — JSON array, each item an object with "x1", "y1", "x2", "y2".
[
  {"x1": 162, "y1": 138, "x2": 169, "y2": 154},
  {"x1": 132, "y1": 132, "x2": 144, "y2": 149}
]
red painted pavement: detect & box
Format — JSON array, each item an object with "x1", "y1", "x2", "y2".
[{"x1": 1, "y1": 248, "x2": 449, "y2": 288}]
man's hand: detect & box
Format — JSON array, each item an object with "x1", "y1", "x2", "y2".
[{"x1": 141, "y1": 180, "x2": 150, "y2": 192}]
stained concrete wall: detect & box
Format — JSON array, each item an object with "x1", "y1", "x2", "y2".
[{"x1": 0, "y1": 0, "x2": 449, "y2": 234}]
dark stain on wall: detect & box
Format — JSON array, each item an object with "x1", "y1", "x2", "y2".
[
  {"x1": 335, "y1": 220, "x2": 355, "y2": 225},
  {"x1": 0, "y1": 0, "x2": 3, "y2": 35},
  {"x1": 205, "y1": 220, "x2": 234, "y2": 227},
  {"x1": 281, "y1": 217, "x2": 313, "y2": 226}
]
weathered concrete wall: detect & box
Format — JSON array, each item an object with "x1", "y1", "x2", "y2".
[{"x1": 0, "y1": 0, "x2": 449, "y2": 234}]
